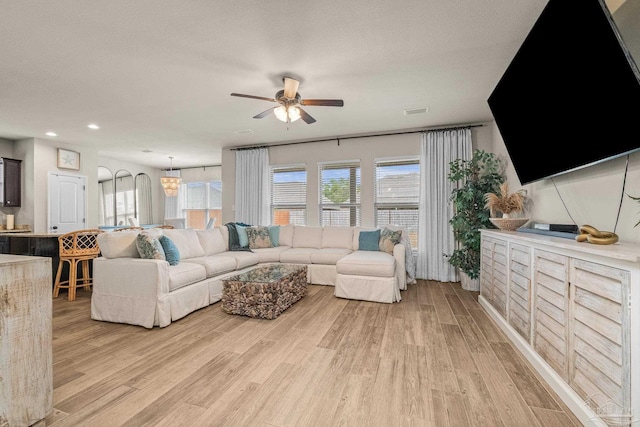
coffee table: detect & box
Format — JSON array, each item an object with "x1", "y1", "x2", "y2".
[{"x1": 221, "y1": 264, "x2": 308, "y2": 319}]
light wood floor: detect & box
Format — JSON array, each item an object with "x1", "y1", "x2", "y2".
[{"x1": 48, "y1": 280, "x2": 582, "y2": 426}]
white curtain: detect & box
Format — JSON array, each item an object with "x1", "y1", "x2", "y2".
[
  {"x1": 417, "y1": 128, "x2": 472, "y2": 281},
  {"x1": 163, "y1": 169, "x2": 182, "y2": 220},
  {"x1": 235, "y1": 148, "x2": 270, "y2": 225},
  {"x1": 135, "y1": 174, "x2": 153, "y2": 224}
]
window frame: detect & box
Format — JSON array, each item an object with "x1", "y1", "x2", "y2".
[
  {"x1": 374, "y1": 156, "x2": 420, "y2": 250},
  {"x1": 318, "y1": 159, "x2": 361, "y2": 227},
  {"x1": 270, "y1": 163, "x2": 307, "y2": 226}
]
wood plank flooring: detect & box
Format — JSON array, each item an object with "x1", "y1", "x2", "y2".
[{"x1": 47, "y1": 280, "x2": 582, "y2": 426}]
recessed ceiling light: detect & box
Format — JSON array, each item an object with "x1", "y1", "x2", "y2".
[
  {"x1": 45, "y1": 132, "x2": 57, "y2": 137},
  {"x1": 142, "y1": 149, "x2": 153, "y2": 153},
  {"x1": 234, "y1": 129, "x2": 254, "y2": 135},
  {"x1": 87, "y1": 123, "x2": 100, "y2": 130}
]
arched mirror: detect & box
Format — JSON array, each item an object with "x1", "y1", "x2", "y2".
[
  {"x1": 114, "y1": 169, "x2": 134, "y2": 226},
  {"x1": 135, "y1": 173, "x2": 153, "y2": 225},
  {"x1": 97, "y1": 166, "x2": 114, "y2": 226}
]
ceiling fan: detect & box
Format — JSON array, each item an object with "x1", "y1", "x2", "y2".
[{"x1": 231, "y1": 77, "x2": 344, "y2": 124}]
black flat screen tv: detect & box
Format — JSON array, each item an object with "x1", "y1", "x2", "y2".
[{"x1": 488, "y1": 0, "x2": 640, "y2": 185}]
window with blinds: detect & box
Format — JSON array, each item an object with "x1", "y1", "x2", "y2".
[
  {"x1": 319, "y1": 160, "x2": 361, "y2": 226},
  {"x1": 181, "y1": 181, "x2": 222, "y2": 229},
  {"x1": 374, "y1": 157, "x2": 420, "y2": 249},
  {"x1": 270, "y1": 164, "x2": 307, "y2": 225}
]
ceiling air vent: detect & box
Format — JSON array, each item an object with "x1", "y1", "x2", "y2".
[{"x1": 403, "y1": 107, "x2": 429, "y2": 115}]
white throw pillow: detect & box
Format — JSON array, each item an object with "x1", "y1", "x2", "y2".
[
  {"x1": 196, "y1": 228, "x2": 227, "y2": 255},
  {"x1": 161, "y1": 229, "x2": 206, "y2": 259},
  {"x1": 96, "y1": 231, "x2": 141, "y2": 259}
]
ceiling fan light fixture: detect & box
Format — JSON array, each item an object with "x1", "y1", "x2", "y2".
[
  {"x1": 274, "y1": 105, "x2": 288, "y2": 122},
  {"x1": 273, "y1": 105, "x2": 301, "y2": 123},
  {"x1": 288, "y1": 106, "x2": 301, "y2": 122}
]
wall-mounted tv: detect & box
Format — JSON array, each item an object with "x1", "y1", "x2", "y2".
[{"x1": 488, "y1": 0, "x2": 640, "y2": 185}]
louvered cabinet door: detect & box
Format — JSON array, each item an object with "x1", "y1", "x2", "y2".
[
  {"x1": 509, "y1": 243, "x2": 532, "y2": 342},
  {"x1": 533, "y1": 249, "x2": 570, "y2": 380},
  {"x1": 569, "y1": 259, "x2": 631, "y2": 423},
  {"x1": 480, "y1": 237, "x2": 495, "y2": 302},
  {"x1": 491, "y1": 238, "x2": 508, "y2": 317}
]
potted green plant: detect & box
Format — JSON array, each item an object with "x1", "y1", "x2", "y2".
[{"x1": 447, "y1": 149, "x2": 505, "y2": 290}]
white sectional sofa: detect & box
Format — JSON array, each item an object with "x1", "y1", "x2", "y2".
[{"x1": 91, "y1": 225, "x2": 409, "y2": 328}]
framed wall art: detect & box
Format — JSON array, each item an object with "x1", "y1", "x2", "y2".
[{"x1": 57, "y1": 148, "x2": 80, "y2": 170}]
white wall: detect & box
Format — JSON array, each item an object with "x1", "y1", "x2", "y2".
[
  {"x1": 0, "y1": 138, "x2": 165, "y2": 232},
  {"x1": 222, "y1": 125, "x2": 494, "y2": 226},
  {"x1": 489, "y1": 121, "x2": 640, "y2": 244}
]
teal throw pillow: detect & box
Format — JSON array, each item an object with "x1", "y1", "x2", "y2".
[
  {"x1": 269, "y1": 225, "x2": 280, "y2": 246},
  {"x1": 379, "y1": 227, "x2": 402, "y2": 254},
  {"x1": 159, "y1": 235, "x2": 180, "y2": 266},
  {"x1": 359, "y1": 230, "x2": 380, "y2": 251},
  {"x1": 236, "y1": 225, "x2": 249, "y2": 247}
]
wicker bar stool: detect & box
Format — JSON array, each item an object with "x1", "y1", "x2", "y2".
[{"x1": 53, "y1": 229, "x2": 104, "y2": 301}]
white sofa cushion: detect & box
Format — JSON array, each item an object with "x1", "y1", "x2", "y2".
[
  {"x1": 217, "y1": 251, "x2": 260, "y2": 269},
  {"x1": 167, "y1": 263, "x2": 207, "y2": 292},
  {"x1": 97, "y1": 231, "x2": 141, "y2": 259},
  {"x1": 279, "y1": 225, "x2": 294, "y2": 247},
  {"x1": 196, "y1": 229, "x2": 227, "y2": 255},
  {"x1": 293, "y1": 226, "x2": 323, "y2": 248},
  {"x1": 182, "y1": 255, "x2": 237, "y2": 277},
  {"x1": 161, "y1": 229, "x2": 206, "y2": 259},
  {"x1": 252, "y1": 246, "x2": 290, "y2": 263},
  {"x1": 280, "y1": 248, "x2": 318, "y2": 264},
  {"x1": 336, "y1": 251, "x2": 395, "y2": 278},
  {"x1": 321, "y1": 227, "x2": 354, "y2": 249},
  {"x1": 310, "y1": 248, "x2": 352, "y2": 265}
]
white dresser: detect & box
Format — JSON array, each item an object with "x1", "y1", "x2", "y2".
[
  {"x1": 480, "y1": 229, "x2": 640, "y2": 427},
  {"x1": 0, "y1": 255, "x2": 52, "y2": 426}
]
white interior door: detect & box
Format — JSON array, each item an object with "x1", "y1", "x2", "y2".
[{"x1": 49, "y1": 173, "x2": 86, "y2": 233}]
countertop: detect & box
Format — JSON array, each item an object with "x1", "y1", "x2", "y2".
[{"x1": 0, "y1": 232, "x2": 62, "y2": 238}]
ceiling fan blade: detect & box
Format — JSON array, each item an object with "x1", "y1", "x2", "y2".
[
  {"x1": 283, "y1": 77, "x2": 300, "y2": 99},
  {"x1": 230, "y1": 93, "x2": 277, "y2": 102},
  {"x1": 298, "y1": 107, "x2": 316, "y2": 124},
  {"x1": 253, "y1": 107, "x2": 274, "y2": 119},
  {"x1": 300, "y1": 99, "x2": 344, "y2": 107}
]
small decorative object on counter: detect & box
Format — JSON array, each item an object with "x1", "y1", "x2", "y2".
[
  {"x1": 485, "y1": 182, "x2": 528, "y2": 230},
  {"x1": 575, "y1": 224, "x2": 618, "y2": 245}
]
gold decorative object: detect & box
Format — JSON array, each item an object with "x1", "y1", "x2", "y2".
[
  {"x1": 161, "y1": 156, "x2": 181, "y2": 197},
  {"x1": 489, "y1": 217, "x2": 529, "y2": 231},
  {"x1": 575, "y1": 224, "x2": 619, "y2": 245}
]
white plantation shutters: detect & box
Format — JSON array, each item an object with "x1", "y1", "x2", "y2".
[
  {"x1": 319, "y1": 160, "x2": 361, "y2": 226},
  {"x1": 374, "y1": 157, "x2": 420, "y2": 250},
  {"x1": 270, "y1": 164, "x2": 307, "y2": 225}
]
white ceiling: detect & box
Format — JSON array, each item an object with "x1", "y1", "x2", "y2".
[{"x1": 0, "y1": 0, "x2": 549, "y2": 169}]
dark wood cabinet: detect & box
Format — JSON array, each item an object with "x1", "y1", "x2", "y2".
[{"x1": 1, "y1": 157, "x2": 21, "y2": 207}]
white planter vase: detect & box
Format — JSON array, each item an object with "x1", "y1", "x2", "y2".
[{"x1": 460, "y1": 271, "x2": 480, "y2": 291}]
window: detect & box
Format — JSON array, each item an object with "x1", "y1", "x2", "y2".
[
  {"x1": 180, "y1": 181, "x2": 222, "y2": 229},
  {"x1": 319, "y1": 160, "x2": 361, "y2": 226},
  {"x1": 375, "y1": 157, "x2": 420, "y2": 249},
  {"x1": 270, "y1": 164, "x2": 307, "y2": 225}
]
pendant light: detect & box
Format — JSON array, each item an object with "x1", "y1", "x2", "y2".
[{"x1": 160, "y1": 156, "x2": 181, "y2": 197}]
